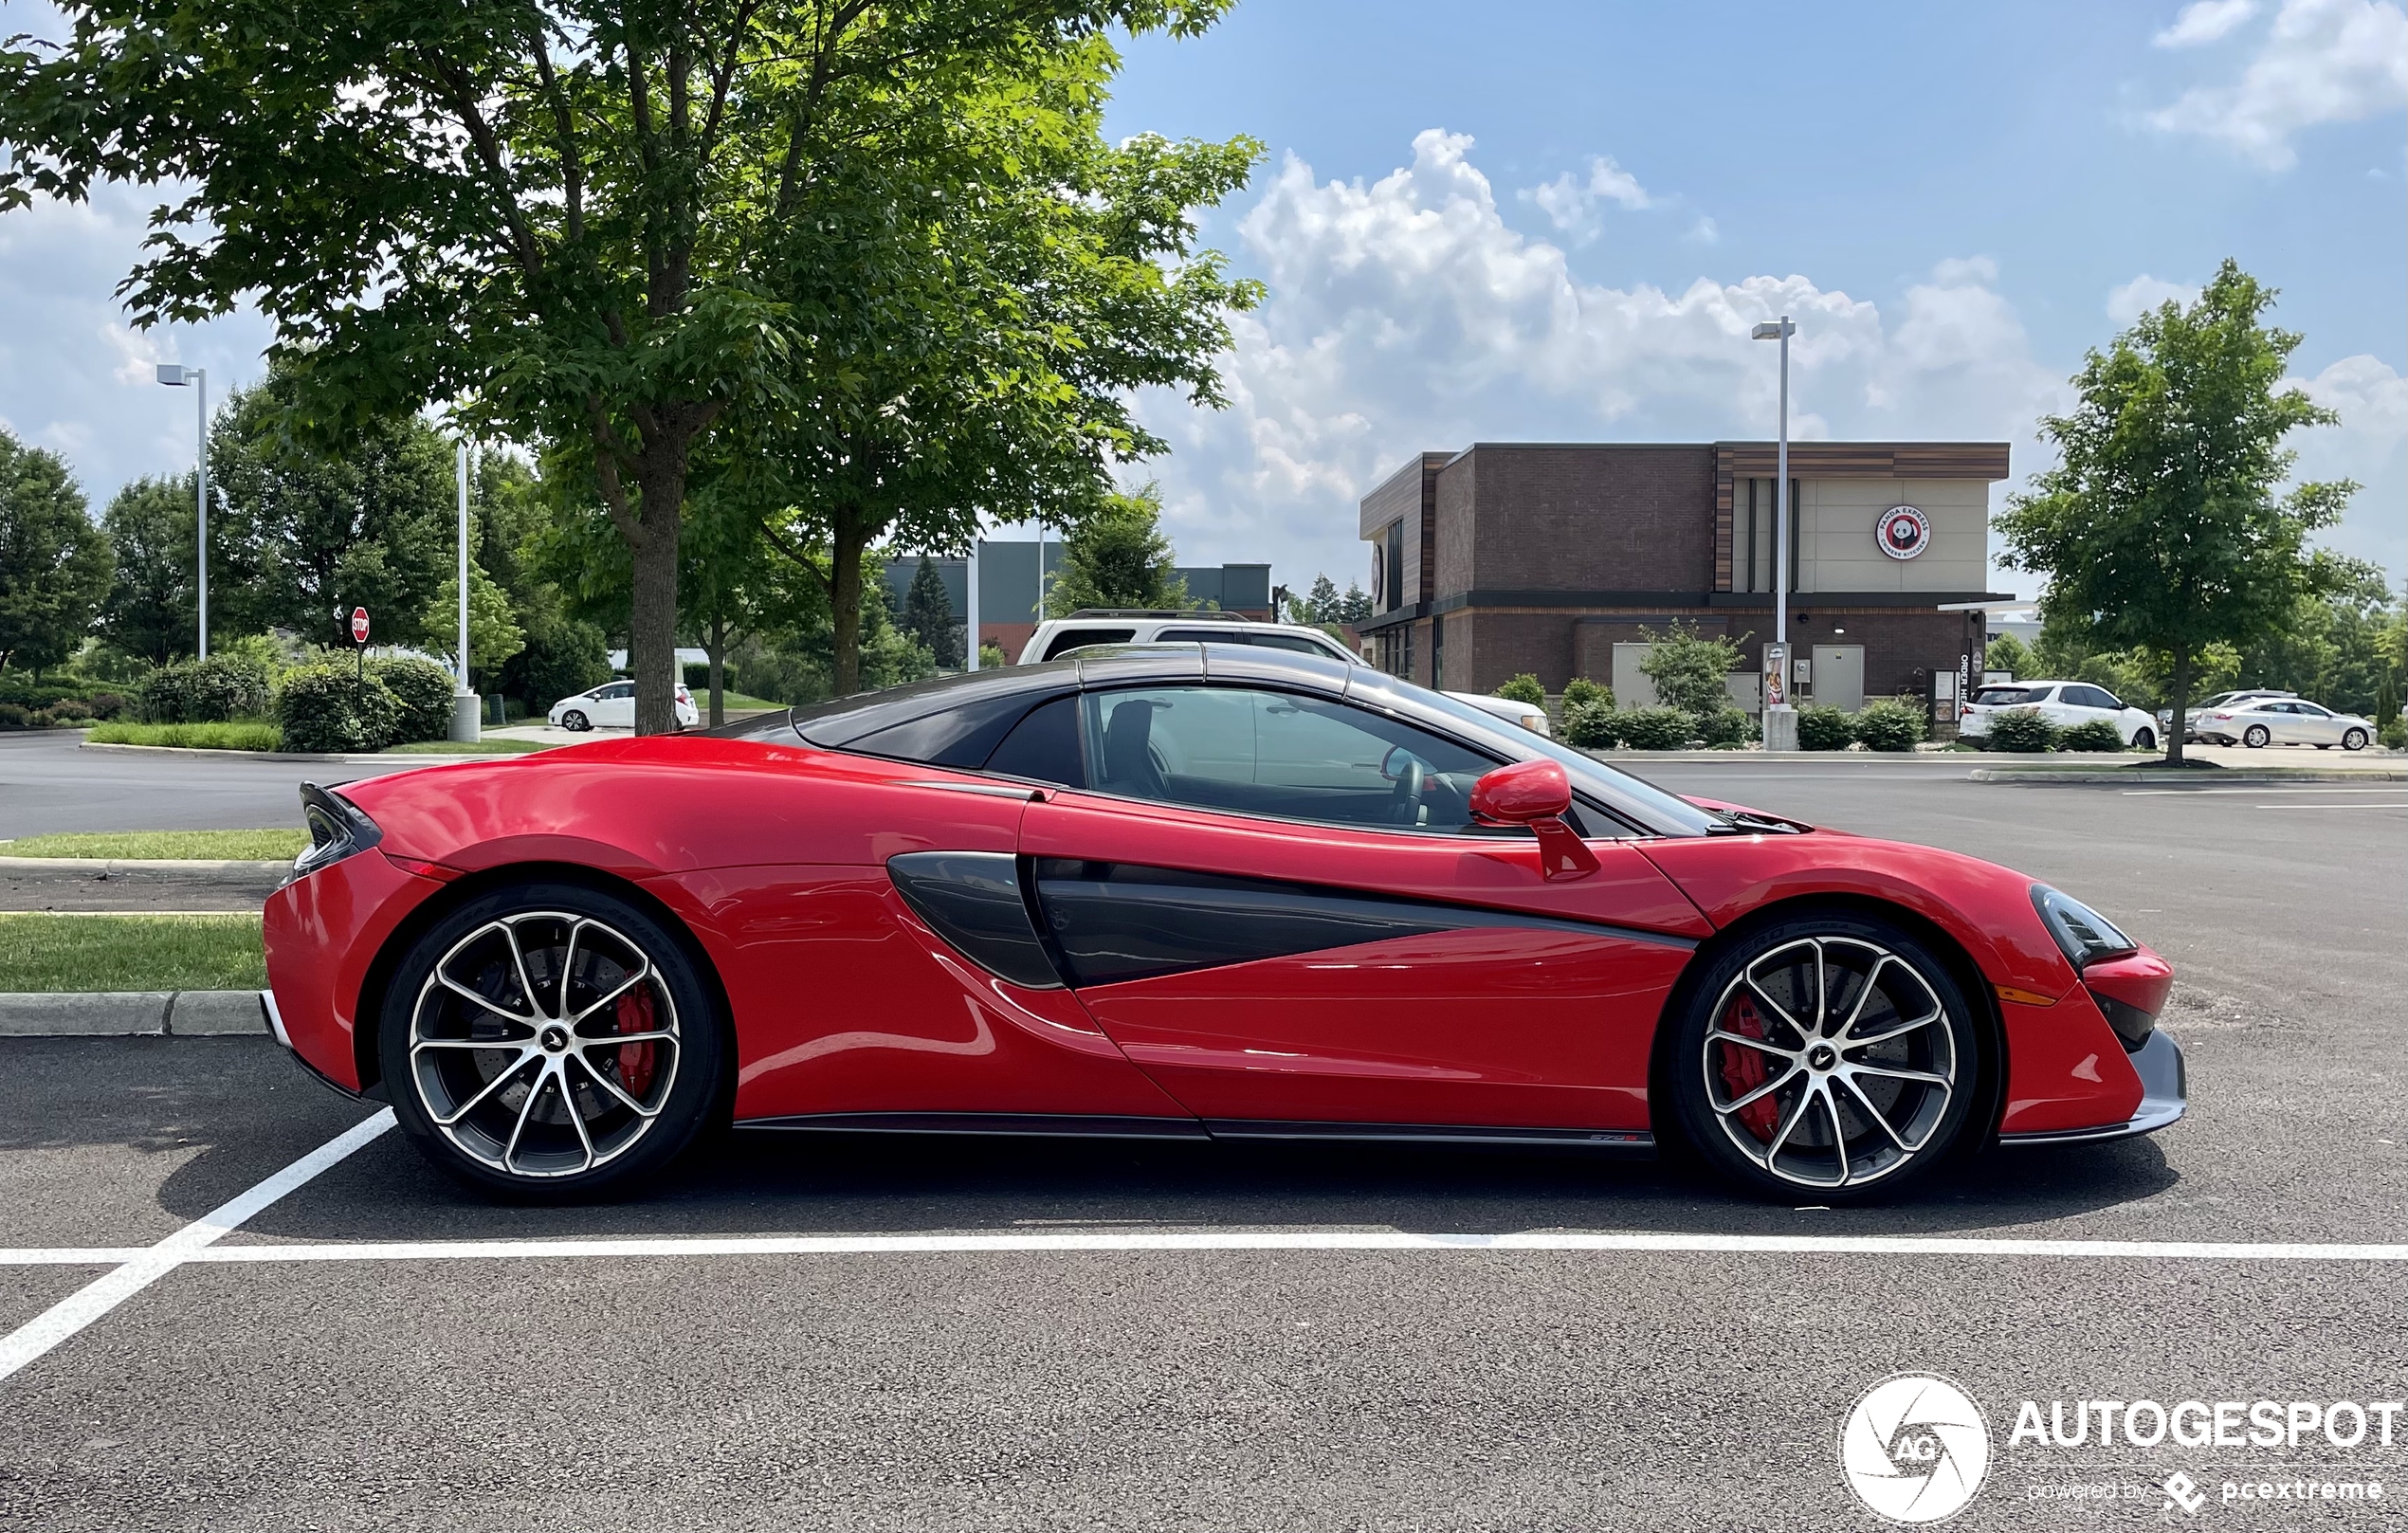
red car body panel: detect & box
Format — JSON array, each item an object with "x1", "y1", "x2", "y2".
[{"x1": 262, "y1": 729, "x2": 2163, "y2": 1145}]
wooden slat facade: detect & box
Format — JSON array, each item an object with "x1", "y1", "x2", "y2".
[{"x1": 1710, "y1": 441, "x2": 2008, "y2": 592}]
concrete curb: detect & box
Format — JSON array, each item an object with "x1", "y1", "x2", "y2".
[
  {"x1": 0, "y1": 855, "x2": 290, "y2": 874},
  {"x1": 79, "y1": 740, "x2": 528, "y2": 765},
  {"x1": 0, "y1": 990, "x2": 267, "y2": 1037},
  {"x1": 1969, "y1": 767, "x2": 2408, "y2": 785}
]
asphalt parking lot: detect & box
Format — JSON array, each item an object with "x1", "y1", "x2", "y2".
[{"x1": 2, "y1": 751, "x2": 2405, "y2": 1530}]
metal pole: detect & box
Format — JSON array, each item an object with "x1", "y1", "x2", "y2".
[
  {"x1": 1034, "y1": 520, "x2": 1046, "y2": 628},
  {"x1": 194, "y1": 369, "x2": 209, "y2": 660},
  {"x1": 456, "y1": 441, "x2": 470, "y2": 689},
  {"x1": 1775, "y1": 318, "x2": 1789, "y2": 650},
  {"x1": 965, "y1": 535, "x2": 981, "y2": 672}
]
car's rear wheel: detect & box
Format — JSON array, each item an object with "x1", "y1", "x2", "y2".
[
  {"x1": 2244, "y1": 724, "x2": 2270, "y2": 748},
  {"x1": 380, "y1": 882, "x2": 724, "y2": 1197},
  {"x1": 559, "y1": 709, "x2": 590, "y2": 733},
  {"x1": 2343, "y1": 727, "x2": 2368, "y2": 751},
  {"x1": 2132, "y1": 727, "x2": 2155, "y2": 751},
  {"x1": 1665, "y1": 912, "x2": 1980, "y2": 1201}
]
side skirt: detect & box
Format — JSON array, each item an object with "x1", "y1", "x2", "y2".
[
  {"x1": 1205, "y1": 1121, "x2": 1655, "y2": 1153},
  {"x1": 735, "y1": 1111, "x2": 1657, "y2": 1154}
]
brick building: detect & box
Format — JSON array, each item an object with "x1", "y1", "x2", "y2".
[{"x1": 1356, "y1": 442, "x2": 2015, "y2": 713}]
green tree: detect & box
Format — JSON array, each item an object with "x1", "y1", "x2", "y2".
[
  {"x1": 1983, "y1": 632, "x2": 2030, "y2": 677},
  {"x1": 901, "y1": 556, "x2": 964, "y2": 669},
  {"x1": 0, "y1": 428, "x2": 109, "y2": 675},
  {"x1": 2, "y1": 0, "x2": 1244, "y2": 733},
  {"x1": 421, "y1": 562, "x2": 527, "y2": 691},
  {"x1": 1997, "y1": 262, "x2": 2356, "y2": 764},
  {"x1": 1636, "y1": 621, "x2": 1745, "y2": 718},
  {"x1": 1337, "y1": 581, "x2": 1373, "y2": 625},
  {"x1": 97, "y1": 474, "x2": 197, "y2": 665},
  {"x1": 680, "y1": 498, "x2": 812, "y2": 723},
  {"x1": 1045, "y1": 484, "x2": 1188, "y2": 615},
  {"x1": 206, "y1": 364, "x2": 455, "y2": 648},
  {"x1": 1288, "y1": 574, "x2": 1341, "y2": 626}
]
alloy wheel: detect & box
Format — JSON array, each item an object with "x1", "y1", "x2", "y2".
[
  {"x1": 2244, "y1": 725, "x2": 2270, "y2": 748},
  {"x1": 407, "y1": 911, "x2": 681, "y2": 1179},
  {"x1": 1700, "y1": 935, "x2": 1957, "y2": 1190}
]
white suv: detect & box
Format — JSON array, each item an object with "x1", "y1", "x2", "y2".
[
  {"x1": 1960, "y1": 680, "x2": 2158, "y2": 748},
  {"x1": 1018, "y1": 611, "x2": 1357, "y2": 666}
]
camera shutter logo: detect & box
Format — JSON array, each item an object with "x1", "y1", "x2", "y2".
[
  {"x1": 1839, "y1": 1374, "x2": 1990, "y2": 1524},
  {"x1": 1877, "y1": 504, "x2": 1932, "y2": 560}
]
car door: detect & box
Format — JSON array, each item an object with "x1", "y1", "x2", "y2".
[
  {"x1": 2056, "y1": 684, "x2": 2109, "y2": 731},
  {"x1": 591, "y1": 682, "x2": 635, "y2": 726},
  {"x1": 2286, "y1": 702, "x2": 2340, "y2": 744},
  {"x1": 1017, "y1": 683, "x2": 1710, "y2": 1136}
]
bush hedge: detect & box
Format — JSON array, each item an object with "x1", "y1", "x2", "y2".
[
  {"x1": 1696, "y1": 707, "x2": 1756, "y2": 748},
  {"x1": 1852, "y1": 698, "x2": 1925, "y2": 753},
  {"x1": 276, "y1": 665, "x2": 401, "y2": 753},
  {"x1": 87, "y1": 721, "x2": 284, "y2": 751},
  {"x1": 2057, "y1": 719, "x2": 2127, "y2": 753},
  {"x1": 368, "y1": 656, "x2": 457, "y2": 744},
  {"x1": 1614, "y1": 705, "x2": 1693, "y2": 751},
  {"x1": 137, "y1": 654, "x2": 272, "y2": 723},
  {"x1": 1985, "y1": 707, "x2": 2057, "y2": 753},
  {"x1": 2381, "y1": 716, "x2": 2406, "y2": 751},
  {"x1": 1495, "y1": 673, "x2": 1545, "y2": 707},
  {"x1": 1797, "y1": 705, "x2": 1854, "y2": 751},
  {"x1": 1561, "y1": 677, "x2": 1612, "y2": 711},
  {"x1": 1560, "y1": 701, "x2": 1621, "y2": 749}
]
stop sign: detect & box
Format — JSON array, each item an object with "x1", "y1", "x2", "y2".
[{"x1": 350, "y1": 607, "x2": 370, "y2": 644}]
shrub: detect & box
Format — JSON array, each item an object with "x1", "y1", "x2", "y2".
[
  {"x1": 1797, "y1": 705, "x2": 1854, "y2": 751},
  {"x1": 1561, "y1": 677, "x2": 1612, "y2": 711},
  {"x1": 276, "y1": 664, "x2": 402, "y2": 753},
  {"x1": 137, "y1": 653, "x2": 272, "y2": 723},
  {"x1": 368, "y1": 655, "x2": 458, "y2": 743},
  {"x1": 1695, "y1": 707, "x2": 1756, "y2": 748},
  {"x1": 83, "y1": 691, "x2": 127, "y2": 721},
  {"x1": 87, "y1": 721, "x2": 283, "y2": 751},
  {"x1": 1635, "y1": 621, "x2": 1745, "y2": 716},
  {"x1": 2058, "y1": 719, "x2": 2126, "y2": 753},
  {"x1": 1615, "y1": 705, "x2": 1692, "y2": 751},
  {"x1": 0, "y1": 703, "x2": 29, "y2": 729},
  {"x1": 1985, "y1": 707, "x2": 2058, "y2": 753},
  {"x1": 1560, "y1": 702, "x2": 1621, "y2": 749},
  {"x1": 501, "y1": 615, "x2": 612, "y2": 714},
  {"x1": 2382, "y1": 716, "x2": 2407, "y2": 751},
  {"x1": 1852, "y1": 698, "x2": 1925, "y2": 753},
  {"x1": 1495, "y1": 673, "x2": 1545, "y2": 707}
]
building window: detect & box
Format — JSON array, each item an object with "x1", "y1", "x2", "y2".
[
  {"x1": 1742, "y1": 478, "x2": 1800, "y2": 593},
  {"x1": 1382, "y1": 522, "x2": 1405, "y2": 611},
  {"x1": 1432, "y1": 613, "x2": 1447, "y2": 689}
]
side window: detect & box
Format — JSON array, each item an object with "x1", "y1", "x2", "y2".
[
  {"x1": 2295, "y1": 703, "x2": 2329, "y2": 718},
  {"x1": 598, "y1": 682, "x2": 633, "y2": 700},
  {"x1": 2068, "y1": 684, "x2": 2118, "y2": 710},
  {"x1": 1252, "y1": 634, "x2": 1341, "y2": 656},
  {"x1": 1156, "y1": 628, "x2": 1247, "y2": 646},
  {"x1": 1041, "y1": 627, "x2": 1135, "y2": 661},
  {"x1": 1078, "y1": 686, "x2": 1498, "y2": 832},
  {"x1": 982, "y1": 697, "x2": 1086, "y2": 788}
]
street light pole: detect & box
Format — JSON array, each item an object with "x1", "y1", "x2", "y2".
[
  {"x1": 965, "y1": 535, "x2": 982, "y2": 672},
  {"x1": 1750, "y1": 316, "x2": 1798, "y2": 750},
  {"x1": 449, "y1": 439, "x2": 480, "y2": 742},
  {"x1": 155, "y1": 364, "x2": 208, "y2": 659}
]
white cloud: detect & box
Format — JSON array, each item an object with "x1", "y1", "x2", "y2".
[
  {"x1": 2106, "y1": 273, "x2": 2202, "y2": 325},
  {"x1": 1520, "y1": 154, "x2": 1651, "y2": 241},
  {"x1": 1685, "y1": 215, "x2": 1721, "y2": 245},
  {"x1": 2156, "y1": 0, "x2": 2261, "y2": 46},
  {"x1": 1133, "y1": 130, "x2": 2065, "y2": 595},
  {"x1": 2287, "y1": 354, "x2": 2408, "y2": 575},
  {"x1": 2148, "y1": 0, "x2": 2408, "y2": 169}
]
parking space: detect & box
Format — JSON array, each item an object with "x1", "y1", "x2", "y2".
[{"x1": 1, "y1": 768, "x2": 2403, "y2": 1529}]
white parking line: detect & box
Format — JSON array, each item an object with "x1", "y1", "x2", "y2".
[
  {"x1": 0, "y1": 1109, "x2": 393, "y2": 1384},
  {"x1": 4, "y1": 1228, "x2": 2408, "y2": 1267},
  {"x1": 2251, "y1": 803, "x2": 2408, "y2": 811}
]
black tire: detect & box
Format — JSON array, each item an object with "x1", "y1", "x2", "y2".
[
  {"x1": 2343, "y1": 728, "x2": 2368, "y2": 751},
  {"x1": 380, "y1": 881, "x2": 726, "y2": 1198},
  {"x1": 2244, "y1": 724, "x2": 2270, "y2": 748},
  {"x1": 2132, "y1": 727, "x2": 2155, "y2": 751},
  {"x1": 560, "y1": 709, "x2": 590, "y2": 733},
  {"x1": 1663, "y1": 910, "x2": 1982, "y2": 1201}
]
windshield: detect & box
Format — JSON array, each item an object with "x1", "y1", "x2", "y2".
[{"x1": 1375, "y1": 678, "x2": 1730, "y2": 837}]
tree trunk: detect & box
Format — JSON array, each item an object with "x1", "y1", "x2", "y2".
[
  {"x1": 706, "y1": 611, "x2": 727, "y2": 727},
  {"x1": 830, "y1": 507, "x2": 867, "y2": 697},
  {"x1": 627, "y1": 446, "x2": 692, "y2": 737},
  {"x1": 2164, "y1": 644, "x2": 2193, "y2": 767}
]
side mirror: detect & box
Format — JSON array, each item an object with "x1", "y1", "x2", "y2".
[{"x1": 1469, "y1": 759, "x2": 1597, "y2": 880}]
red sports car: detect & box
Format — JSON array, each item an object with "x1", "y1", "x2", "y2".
[{"x1": 260, "y1": 645, "x2": 2182, "y2": 1200}]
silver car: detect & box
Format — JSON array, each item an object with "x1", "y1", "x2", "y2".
[{"x1": 2194, "y1": 697, "x2": 2376, "y2": 751}]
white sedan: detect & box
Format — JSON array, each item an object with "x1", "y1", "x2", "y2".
[
  {"x1": 1960, "y1": 680, "x2": 2159, "y2": 748},
  {"x1": 2193, "y1": 697, "x2": 2376, "y2": 751},
  {"x1": 550, "y1": 680, "x2": 700, "y2": 732}
]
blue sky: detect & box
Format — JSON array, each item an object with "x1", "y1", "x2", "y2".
[{"x1": 2, "y1": 0, "x2": 2400, "y2": 604}]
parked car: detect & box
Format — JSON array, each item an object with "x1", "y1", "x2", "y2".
[
  {"x1": 1018, "y1": 610, "x2": 1357, "y2": 666},
  {"x1": 1447, "y1": 691, "x2": 1553, "y2": 739},
  {"x1": 1960, "y1": 680, "x2": 2158, "y2": 748},
  {"x1": 264, "y1": 644, "x2": 2181, "y2": 1203},
  {"x1": 550, "y1": 680, "x2": 700, "y2": 732},
  {"x1": 2192, "y1": 697, "x2": 2376, "y2": 750},
  {"x1": 2165, "y1": 689, "x2": 2298, "y2": 742}
]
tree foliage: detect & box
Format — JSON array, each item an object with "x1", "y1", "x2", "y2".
[
  {"x1": 1, "y1": 0, "x2": 1248, "y2": 730},
  {"x1": 1996, "y1": 261, "x2": 2357, "y2": 763},
  {"x1": 0, "y1": 428, "x2": 109, "y2": 674},
  {"x1": 1635, "y1": 621, "x2": 1744, "y2": 718},
  {"x1": 1045, "y1": 484, "x2": 1188, "y2": 615},
  {"x1": 901, "y1": 556, "x2": 963, "y2": 669},
  {"x1": 96, "y1": 475, "x2": 197, "y2": 665}
]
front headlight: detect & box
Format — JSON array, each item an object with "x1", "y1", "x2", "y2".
[
  {"x1": 2031, "y1": 885, "x2": 2137, "y2": 970},
  {"x1": 291, "y1": 782, "x2": 383, "y2": 882}
]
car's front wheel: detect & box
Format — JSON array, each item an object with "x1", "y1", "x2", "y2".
[
  {"x1": 2244, "y1": 724, "x2": 2271, "y2": 748},
  {"x1": 2343, "y1": 727, "x2": 2368, "y2": 751},
  {"x1": 559, "y1": 709, "x2": 591, "y2": 733},
  {"x1": 2132, "y1": 727, "x2": 2155, "y2": 751},
  {"x1": 380, "y1": 882, "x2": 725, "y2": 1197},
  {"x1": 1665, "y1": 912, "x2": 1981, "y2": 1200}
]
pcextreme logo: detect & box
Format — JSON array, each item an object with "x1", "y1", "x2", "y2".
[{"x1": 1839, "y1": 1374, "x2": 1992, "y2": 1524}]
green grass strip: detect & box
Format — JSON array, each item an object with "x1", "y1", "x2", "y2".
[
  {"x1": 0, "y1": 913, "x2": 267, "y2": 993},
  {"x1": 0, "y1": 829, "x2": 307, "y2": 860},
  {"x1": 85, "y1": 721, "x2": 283, "y2": 751},
  {"x1": 380, "y1": 737, "x2": 553, "y2": 754}
]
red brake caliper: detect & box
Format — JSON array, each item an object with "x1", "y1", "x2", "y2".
[
  {"x1": 1717, "y1": 995, "x2": 1782, "y2": 1142},
  {"x1": 613, "y1": 985, "x2": 658, "y2": 1099}
]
